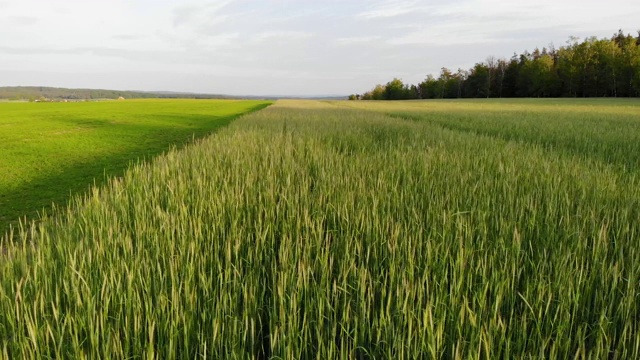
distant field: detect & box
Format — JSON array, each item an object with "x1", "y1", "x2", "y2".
[
  {"x1": 340, "y1": 98, "x2": 640, "y2": 170},
  {"x1": 0, "y1": 99, "x2": 271, "y2": 234},
  {"x1": 1, "y1": 99, "x2": 640, "y2": 358}
]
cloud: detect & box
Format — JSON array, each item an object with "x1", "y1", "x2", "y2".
[
  {"x1": 8, "y1": 16, "x2": 38, "y2": 26},
  {"x1": 172, "y1": 6, "x2": 199, "y2": 27},
  {"x1": 0, "y1": 45, "x2": 210, "y2": 69},
  {"x1": 0, "y1": 46, "x2": 48, "y2": 56},
  {"x1": 112, "y1": 34, "x2": 141, "y2": 41},
  {"x1": 172, "y1": 1, "x2": 235, "y2": 28},
  {"x1": 376, "y1": 0, "x2": 640, "y2": 47},
  {"x1": 256, "y1": 31, "x2": 313, "y2": 41},
  {"x1": 356, "y1": 0, "x2": 430, "y2": 19},
  {"x1": 336, "y1": 36, "x2": 383, "y2": 46}
]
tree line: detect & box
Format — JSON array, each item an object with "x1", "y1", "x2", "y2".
[{"x1": 350, "y1": 30, "x2": 640, "y2": 100}]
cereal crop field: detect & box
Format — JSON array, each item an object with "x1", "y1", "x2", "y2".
[{"x1": 1, "y1": 99, "x2": 639, "y2": 358}]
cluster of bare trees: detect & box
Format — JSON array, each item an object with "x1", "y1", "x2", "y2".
[{"x1": 352, "y1": 30, "x2": 640, "y2": 100}]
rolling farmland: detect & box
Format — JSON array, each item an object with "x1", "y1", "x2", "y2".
[{"x1": 1, "y1": 99, "x2": 639, "y2": 358}]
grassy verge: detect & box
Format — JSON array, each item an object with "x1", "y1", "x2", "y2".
[{"x1": 1, "y1": 99, "x2": 639, "y2": 358}]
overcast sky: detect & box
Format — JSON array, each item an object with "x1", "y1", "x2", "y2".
[{"x1": 1, "y1": 0, "x2": 639, "y2": 96}]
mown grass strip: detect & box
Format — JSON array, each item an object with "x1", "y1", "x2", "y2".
[{"x1": 0, "y1": 99, "x2": 271, "y2": 235}]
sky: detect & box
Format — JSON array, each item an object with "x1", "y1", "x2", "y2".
[{"x1": 1, "y1": 0, "x2": 639, "y2": 96}]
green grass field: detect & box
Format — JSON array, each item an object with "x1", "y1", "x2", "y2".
[
  {"x1": 1, "y1": 99, "x2": 640, "y2": 358},
  {"x1": 0, "y1": 99, "x2": 271, "y2": 234}
]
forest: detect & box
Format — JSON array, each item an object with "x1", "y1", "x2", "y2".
[{"x1": 352, "y1": 30, "x2": 640, "y2": 100}]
